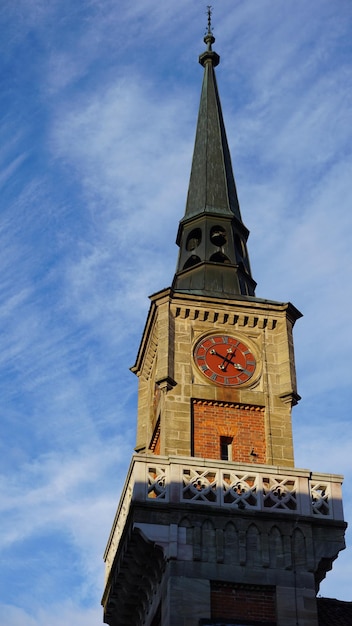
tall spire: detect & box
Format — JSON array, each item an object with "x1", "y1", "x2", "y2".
[{"x1": 172, "y1": 11, "x2": 256, "y2": 298}]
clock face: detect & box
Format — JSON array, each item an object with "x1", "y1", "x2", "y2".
[{"x1": 194, "y1": 334, "x2": 256, "y2": 386}]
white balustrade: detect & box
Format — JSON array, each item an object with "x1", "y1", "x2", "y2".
[{"x1": 104, "y1": 454, "x2": 344, "y2": 581}]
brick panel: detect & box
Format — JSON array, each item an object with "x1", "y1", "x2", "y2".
[
  {"x1": 211, "y1": 582, "x2": 276, "y2": 623},
  {"x1": 192, "y1": 400, "x2": 266, "y2": 463},
  {"x1": 153, "y1": 435, "x2": 161, "y2": 455},
  {"x1": 149, "y1": 418, "x2": 161, "y2": 455}
]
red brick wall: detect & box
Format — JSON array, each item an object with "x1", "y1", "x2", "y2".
[
  {"x1": 211, "y1": 582, "x2": 276, "y2": 623},
  {"x1": 192, "y1": 400, "x2": 266, "y2": 463},
  {"x1": 149, "y1": 418, "x2": 161, "y2": 455},
  {"x1": 153, "y1": 434, "x2": 161, "y2": 455}
]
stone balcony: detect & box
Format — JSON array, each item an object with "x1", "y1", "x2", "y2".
[{"x1": 104, "y1": 454, "x2": 344, "y2": 581}]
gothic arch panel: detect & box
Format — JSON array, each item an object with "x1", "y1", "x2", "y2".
[
  {"x1": 293, "y1": 528, "x2": 306, "y2": 570},
  {"x1": 269, "y1": 525, "x2": 284, "y2": 569},
  {"x1": 246, "y1": 523, "x2": 261, "y2": 567},
  {"x1": 224, "y1": 522, "x2": 238, "y2": 564},
  {"x1": 202, "y1": 519, "x2": 216, "y2": 563}
]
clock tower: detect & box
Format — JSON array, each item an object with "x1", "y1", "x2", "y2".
[{"x1": 102, "y1": 15, "x2": 346, "y2": 626}]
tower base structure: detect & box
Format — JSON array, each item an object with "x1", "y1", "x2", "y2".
[{"x1": 102, "y1": 454, "x2": 346, "y2": 626}]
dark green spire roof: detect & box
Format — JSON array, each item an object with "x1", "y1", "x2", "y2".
[
  {"x1": 184, "y1": 31, "x2": 241, "y2": 223},
  {"x1": 172, "y1": 25, "x2": 256, "y2": 299}
]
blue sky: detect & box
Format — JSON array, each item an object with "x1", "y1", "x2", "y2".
[{"x1": 1, "y1": 1, "x2": 351, "y2": 623}]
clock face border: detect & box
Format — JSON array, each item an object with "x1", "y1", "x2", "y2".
[{"x1": 193, "y1": 333, "x2": 257, "y2": 387}]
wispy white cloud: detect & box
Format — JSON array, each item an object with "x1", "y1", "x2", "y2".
[
  {"x1": 1, "y1": 603, "x2": 102, "y2": 626},
  {"x1": 1, "y1": 437, "x2": 131, "y2": 619},
  {"x1": 1, "y1": 447, "x2": 122, "y2": 537},
  {"x1": 49, "y1": 72, "x2": 196, "y2": 324}
]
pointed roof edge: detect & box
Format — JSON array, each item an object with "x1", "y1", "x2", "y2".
[
  {"x1": 171, "y1": 15, "x2": 256, "y2": 300},
  {"x1": 181, "y1": 15, "x2": 242, "y2": 224}
]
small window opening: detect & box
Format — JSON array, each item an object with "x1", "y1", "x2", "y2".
[
  {"x1": 210, "y1": 225, "x2": 227, "y2": 246},
  {"x1": 220, "y1": 436, "x2": 233, "y2": 461},
  {"x1": 183, "y1": 254, "x2": 201, "y2": 270},
  {"x1": 186, "y1": 228, "x2": 202, "y2": 251},
  {"x1": 234, "y1": 232, "x2": 245, "y2": 257},
  {"x1": 209, "y1": 251, "x2": 231, "y2": 264}
]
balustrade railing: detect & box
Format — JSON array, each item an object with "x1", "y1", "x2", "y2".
[{"x1": 104, "y1": 454, "x2": 344, "y2": 579}]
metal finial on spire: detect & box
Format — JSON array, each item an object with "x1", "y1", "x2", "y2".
[
  {"x1": 199, "y1": 5, "x2": 219, "y2": 67},
  {"x1": 204, "y1": 5, "x2": 215, "y2": 51},
  {"x1": 206, "y1": 5, "x2": 213, "y2": 36}
]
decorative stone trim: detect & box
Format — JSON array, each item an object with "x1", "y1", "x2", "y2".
[
  {"x1": 103, "y1": 455, "x2": 344, "y2": 581},
  {"x1": 311, "y1": 479, "x2": 333, "y2": 517},
  {"x1": 147, "y1": 463, "x2": 167, "y2": 499},
  {"x1": 192, "y1": 398, "x2": 264, "y2": 411},
  {"x1": 174, "y1": 305, "x2": 277, "y2": 330},
  {"x1": 143, "y1": 326, "x2": 158, "y2": 380},
  {"x1": 103, "y1": 527, "x2": 166, "y2": 626}
]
